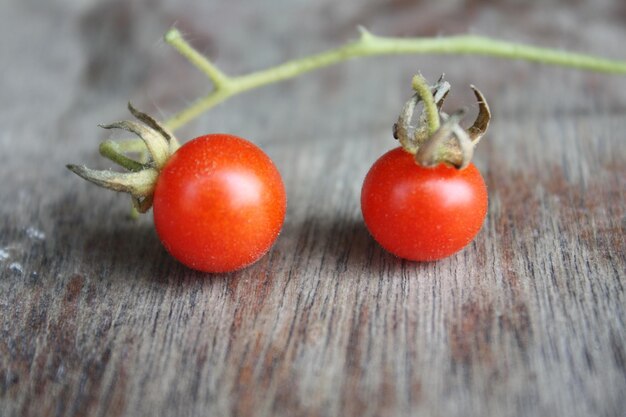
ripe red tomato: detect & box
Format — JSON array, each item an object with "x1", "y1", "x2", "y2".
[
  {"x1": 153, "y1": 134, "x2": 286, "y2": 272},
  {"x1": 361, "y1": 147, "x2": 487, "y2": 261}
]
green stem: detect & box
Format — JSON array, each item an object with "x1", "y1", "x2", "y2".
[
  {"x1": 164, "y1": 88, "x2": 234, "y2": 131},
  {"x1": 99, "y1": 140, "x2": 145, "y2": 172},
  {"x1": 164, "y1": 29, "x2": 230, "y2": 88},
  {"x1": 161, "y1": 28, "x2": 626, "y2": 130},
  {"x1": 411, "y1": 74, "x2": 439, "y2": 134}
]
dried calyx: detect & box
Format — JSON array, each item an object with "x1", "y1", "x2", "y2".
[
  {"x1": 393, "y1": 74, "x2": 491, "y2": 169},
  {"x1": 67, "y1": 104, "x2": 181, "y2": 213}
]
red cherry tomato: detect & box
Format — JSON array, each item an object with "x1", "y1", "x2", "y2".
[
  {"x1": 153, "y1": 134, "x2": 286, "y2": 272},
  {"x1": 361, "y1": 147, "x2": 487, "y2": 261}
]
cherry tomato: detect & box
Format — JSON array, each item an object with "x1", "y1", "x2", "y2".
[
  {"x1": 361, "y1": 147, "x2": 487, "y2": 261},
  {"x1": 153, "y1": 134, "x2": 286, "y2": 272}
]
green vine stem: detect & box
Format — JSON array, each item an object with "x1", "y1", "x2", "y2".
[
  {"x1": 110, "y1": 27, "x2": 626, "y2": 154},
  {"x1": 162, "y1": 28, "x2": 626, "y2": 130}
]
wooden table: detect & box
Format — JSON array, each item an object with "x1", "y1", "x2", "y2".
[{"x1": 1, "y1": 1, "x2": 625, "y2": 416}]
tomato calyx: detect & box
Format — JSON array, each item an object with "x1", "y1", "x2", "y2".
[
  {"x1": 393, "y1": 73, "x2": 491, "y2": 169},
  {"x1": 67, "y1": 104, "x2": 181, "y2": 213}
]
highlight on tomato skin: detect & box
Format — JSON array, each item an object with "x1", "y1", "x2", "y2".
[
  {"x1": 152, "y1": 134, "x2": 287, "y2": 273},
  {"x1": 360, "y1": 147, "x2": 488, "y2": 262}
]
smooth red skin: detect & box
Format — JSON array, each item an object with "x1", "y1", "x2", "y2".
[
  {"x1": 153, "y1": 134, "x2": 286, "y2": 273},
  {"x1": 361, "y1": 147, "x2": 487, "y2": 261}
]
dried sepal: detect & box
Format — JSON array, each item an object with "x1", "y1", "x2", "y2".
[
  {"x1": 435, "y1": 89, "x2": 450, "y2": 111},
  {"x1": 415, "y1": 110, "x2": 474, "y2": 169},
  {"x1": 467, "y1": 85, "x2": 491, "y2": 145},
  {"x1": 127, "y1": 103, "x2": 180, "y2": 152},
  {"x1": 394, "y1": 74, "x2": 491, "y2": 170},
  {"x1": 99, "y1": 121, "x2": 170, "y2": 169},
  {"x1": 394, "y1": 92, "x2": 420, "y2": 153},
  {"x1": 131, "y1": 194, "x2": 154, "y2": 214},
  {"x1": 67, "y1": 165, "x2": 159, "y2": 206},
  {"x1": 67, "y1": 106, "x2": 181, "y2": 213}
]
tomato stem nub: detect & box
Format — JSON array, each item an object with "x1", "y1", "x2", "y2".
[
  {"x1": 98, "y1": 140, "x2": 146, "y2": 172},
  {"x1": 411, "y1": 73, "x2": 440, "y2": 135},
  {"x1": 394, "y1": 74, "x2": 491, "y2": 170}
]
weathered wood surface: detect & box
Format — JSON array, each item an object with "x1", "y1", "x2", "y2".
[{"x1": 1, "y1": 1, "x2": 625, "y2": 416}]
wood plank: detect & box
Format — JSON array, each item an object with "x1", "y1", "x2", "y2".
[{"x1": 1, "y1": 1, "x2": 625, "y2": 416}]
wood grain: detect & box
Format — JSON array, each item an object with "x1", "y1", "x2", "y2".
[{"x1": 1, "y1": 1, "x2": 625, "y2": 416}]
